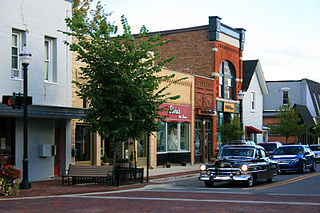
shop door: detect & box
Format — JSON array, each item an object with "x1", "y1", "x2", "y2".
[
  {"x1": 54, "y1": 128, "x2": 60, "y2": 176},
  {"x1": 205, "y1": 119, "x2": 212, "y2": 162},
  {"x1": 194, "y1": 119, "x2": 203, "y2": 163}
]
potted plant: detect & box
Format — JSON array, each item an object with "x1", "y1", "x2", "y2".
[
  {"x1": 166, "y1": 162, "x2": 172, "y2": 168},
  {"x1": 129, "y1": 151, "x2": 135, "y2": 168},
  {"x1": 0, "y1": 165, "x2": 21, "y2": 196},
  {"x1": 101, "y1": 153, "x2": 109, "y2": 166}
]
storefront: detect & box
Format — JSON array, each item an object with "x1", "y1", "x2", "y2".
[
  {"x1": 216, "y1": 99, "x2": 240, "y2": 148},
  {"x1": 156, "y1": 103, "x2": 192, "y2": 166}
]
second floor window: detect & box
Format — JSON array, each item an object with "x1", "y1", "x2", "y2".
[
  {"x1": 219, "y1": 61, "x2": 235, "y2": 99},
  {"x1": 283, "y1": 91, "x2": 289, "y2": 105},
  {"x1": 11, "y1": 31, "x2": 23, "y2": 79},
  {"x1": 44, "y1": 37, "x2": 57, "y2": 82},
  {"x1": 251, "y1": 92, "x2": 255, "y2": 111}
]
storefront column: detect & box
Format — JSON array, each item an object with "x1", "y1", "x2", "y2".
[{"x1": 202, "y1": 119, "x2": 206, "y2": 163}]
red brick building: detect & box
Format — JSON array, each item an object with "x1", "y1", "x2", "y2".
[{"x1": 153, "y1": 16, "x2": 246, "y2": 163}]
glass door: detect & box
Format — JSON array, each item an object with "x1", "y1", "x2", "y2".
[{"x1": 195, "y1": 119, "x2": 202, "y2": 163}]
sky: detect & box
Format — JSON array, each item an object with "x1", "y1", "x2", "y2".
[{"x1": 93, "y1": 0, "x2": 320, "y2": 82}]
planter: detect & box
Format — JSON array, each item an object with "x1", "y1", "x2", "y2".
[{"x1": 102, "y1": 162, "x2": 109, "y2": 166}]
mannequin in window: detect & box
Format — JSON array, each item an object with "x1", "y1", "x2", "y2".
[{"x1": 168, "y1": 129, "x2": 178, "y2": 151}]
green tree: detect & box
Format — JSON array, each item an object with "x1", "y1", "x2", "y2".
[
  {"x1": 269, "y1": 103, "x2": 304, "y2": 143},
  {"x1": 63, "y1": 2, "x2": 181, "y2": 163},
  {"x1": 219, "y1": 117, "x2": 244, "y2": 143},
  {"x1": 310, "y1": 120, "x2": 320, "y2": 143}
]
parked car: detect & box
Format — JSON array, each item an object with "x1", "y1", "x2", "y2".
[
  {"x1": 217, "y1": 140, "x2": 256, "y2": 151},
  {"x1": 270, "y1": 145, "x2": 316, "y2": 173},
  {"x1": 309, "y1": 144, "x2": 320, "y2": 163},
  {"x1": 199, "y1": 144, "x2": 279, "y2": 187},
  {"x1": 258, "y1": 142, "x2": 282, "y2": 156}
]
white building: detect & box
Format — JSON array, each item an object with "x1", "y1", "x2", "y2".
[
  {"x1": 0, "y1": 0, "x2": 83, "y2": 181},
  {"x1": 241, "y1": 60, "x2": 269, "y2": 143}
]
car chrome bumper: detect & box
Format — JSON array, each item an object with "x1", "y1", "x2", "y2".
[{"x1": 199, "y1": 174, "x2": 251, "y2": 182}]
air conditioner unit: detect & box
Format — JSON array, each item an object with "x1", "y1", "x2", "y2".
[
  {"x1": 11, "y1": 68, "x2": 20, "y2": 79},
  {"x1": 39, "y1": 144, "x2": 51, "y2": 158}
]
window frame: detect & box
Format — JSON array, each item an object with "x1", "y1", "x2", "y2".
[
  {"x1": 250, "y1": 91, "x2": 256, "y2": 111},
  {"x1": 219, "y1": 61, "x2": 235, "y2": 99},
  {"x1": 75, "y1": 124, "x2": 92, "y2": 162},
  {"x1": 44, "y1": 37, "x2": 57, "y2": 83},
  {"x1": 283, "y1": 90, "x2": 289, "y2": 105},
  {"x1": 156, "y1": 121, "x2": 190, "y2": 153},
  {"x1": 11, "y1": 31, "x2": 22, "y2": 79}
]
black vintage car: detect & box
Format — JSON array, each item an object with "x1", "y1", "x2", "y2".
[{"x1": 199, "y1": 144, "x2": 279, "y2": 187}]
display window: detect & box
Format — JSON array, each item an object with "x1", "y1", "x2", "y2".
[{"x1": 157, "y1": 121, "x2": 190, "y2": 153}]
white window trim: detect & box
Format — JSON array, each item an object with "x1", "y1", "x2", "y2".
[
  {"x1": 44, "y1": 38, "x2": 53, "y2": 82},
  {"x1": 250, "y1": 91, "x2": 256, "y2": 112},
  {"x1": 157, "y1": 121, "x2": 191, "y2": 153},
  {"x1": 11, "y1": 31, "x2": 22, "y2": 80},
  {"x1": 282, "y1": 90, "x2": 289, "y2": 106}
]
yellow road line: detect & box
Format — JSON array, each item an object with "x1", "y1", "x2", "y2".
[{"x1": 249, "y1": 172, "x2": 320, "y2": 190}]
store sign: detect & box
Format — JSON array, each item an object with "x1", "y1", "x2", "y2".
[
  {"x1": 159, "y1": 104, "x2": 191, "y2": 123},
  {"x1": 224, "y1": 103, "x2": 235, "y2": 112}
]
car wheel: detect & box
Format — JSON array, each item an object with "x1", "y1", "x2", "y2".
[
  {"x1": 267, "y1": 177, "x2": 274, "y2": 183},
  {"x1": 246, "y1": 174, "x2": 254, "y2": 187},
  {"x1": 204, "y1": 180, "x2": 214, "y2": 187},
  {"x1": 300, "y1": 162, "x2": 306, "y2": 174},
  {"x1": 310, "y1": 161, "x2": 316, "y2": 172}
]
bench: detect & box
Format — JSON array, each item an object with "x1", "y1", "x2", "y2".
[{"x1": 62, "y1": 165, "x2": 113, "y2": 187}]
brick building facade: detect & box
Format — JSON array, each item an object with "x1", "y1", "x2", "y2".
[{"x1": 153, "y1": 16, "x2": 245, "y2": 163}]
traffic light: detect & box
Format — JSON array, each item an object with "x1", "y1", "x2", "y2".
[
  {"x1": 2, "y1": 95, "x2": 17, "y2": 108},
  {"x1": 2, "y1": 93, "x2": 32, "y2": 109}
]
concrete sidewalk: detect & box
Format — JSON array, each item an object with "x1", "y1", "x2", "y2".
[{"x1": 9, "y1": 164, "x2": 200, "y2": 198}]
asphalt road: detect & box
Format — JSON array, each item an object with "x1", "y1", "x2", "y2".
[
  {"x1": 151, "y1": 166, "x2": 320, "y2": 196},
  {"x1": 1, "y1": 166, "x2": 320, "y2": 212}
]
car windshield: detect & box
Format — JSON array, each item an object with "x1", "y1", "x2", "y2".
[
  {"x1": 273, "y1": 146, "x2": 303, "y2": 155},
  {"x1": 218, "y1": 148, "x2": 254, "y2": 158},
  {"x1": 259, "y1": 144, "x2": 277, "y2": 152},
  {"x1": 310, "y1": 146, "x2": 320, "y2": 151}
]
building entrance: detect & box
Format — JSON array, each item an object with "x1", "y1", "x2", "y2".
[{"x1": 195, "y1": 118, "x2": 213, "y2": 163}]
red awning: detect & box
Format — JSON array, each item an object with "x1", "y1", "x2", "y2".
[{"x1": 246, "y1": 126, "x2": 262, "y2": 134}]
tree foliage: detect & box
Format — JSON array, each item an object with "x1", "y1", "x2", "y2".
[
  {"x1": 269, "y1": 103, "x2": 305, "y2": 143},
  {"x1": 63, "y1": 2, "x2": 180, "y2": 145},
  {"x1": 219, "y1": 117, "x2": 244, "y2": 143}
]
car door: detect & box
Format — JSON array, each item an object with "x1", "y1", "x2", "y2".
[
  {"x1": 304, "y1": 147, "x2": 313, "y2": 167},
  {"x1": 255, "y1": 149, "x2": 269, "y2": 179}
]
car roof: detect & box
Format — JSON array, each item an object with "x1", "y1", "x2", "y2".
[
  {"x1": 222, "y1": 144, "x2": 264, "y2": 149},
  {"x1": 278, "y1": 145, "x2": 306, "y2": 147}
]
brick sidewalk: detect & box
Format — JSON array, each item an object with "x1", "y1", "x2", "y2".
[{"x1": 10, "y1": 170, "x2": 198, "y2": 198}]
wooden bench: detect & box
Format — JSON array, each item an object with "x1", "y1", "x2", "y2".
[{"x1": 62, "y1": 165, "x2": 113, "y2": 187}]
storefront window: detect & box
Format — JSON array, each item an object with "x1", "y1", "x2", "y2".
[
  {"x1": 219, "y1": 61, "x2": 235, "y2": 99},
  {"x1": 75, "y1": 125, "x2": 91, "y2": 161},
  {"x1": 157, "y1": 121, "x2": 166, "y2": 152},
  {"x1": 180, "y1": 123, "x2": 189, "y2": 151},
  {"x1": 167, "y1": 122, "x2": 178, "y2": 151},
  {"x1": 0, "y1": 118, "x2": 15, "y2": 165},
  {"x1": 157, "y1": 121, "x2": 190, "y2": 153},
  {"x1": 137, "y1": 135, "x2": 147, "y2": 157}
]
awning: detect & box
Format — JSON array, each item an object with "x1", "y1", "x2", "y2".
[
  {"x1": 0, "y1": 104, "x2": 85, "y2": 119},
  {"x1": 246, "y1": 126, "x2": 262, "y2": 134}
]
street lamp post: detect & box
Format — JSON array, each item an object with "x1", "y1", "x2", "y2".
[
  {"x1": 238, "y1": 90, "x2": 245, "y2": 138},
  {"x1": 19, "y1": 44, "x2": 32, "y2": 189}
]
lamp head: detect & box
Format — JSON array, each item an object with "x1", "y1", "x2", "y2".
[
  {"x1": 238, "y1": 90, "x2": 245, "y2": 100},
  {"x1": 19, "y1": 44, "x2": 32, "y2": 65}
]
